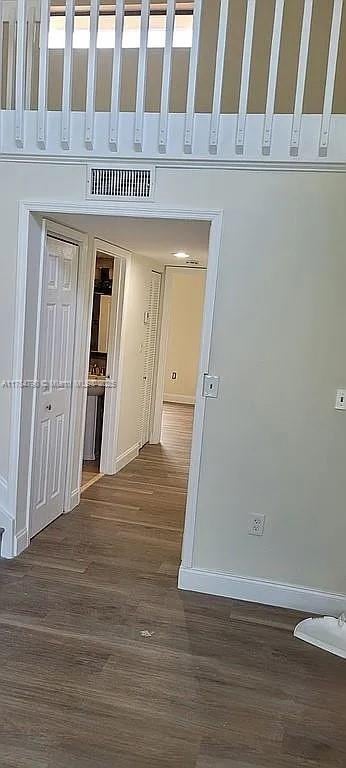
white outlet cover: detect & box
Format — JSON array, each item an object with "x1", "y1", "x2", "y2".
[{"x1": 248, "y1": 514, "x2": 266, "y2": 536}]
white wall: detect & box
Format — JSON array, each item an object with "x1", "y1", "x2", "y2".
[
  {"x1": 164, "y1": 267, "x2": 206, "y2": 404},
  {"x1": 1, "y1": 160, "x2": 346, "y2": 609}
]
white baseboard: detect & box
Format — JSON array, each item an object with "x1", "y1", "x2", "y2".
[
  {"x1": 0, "y1": 504, "x2": 15, "y2": 558},
  {"x1": 65, "y1": 487, "x2": 80, "y2": 513},
  {"x1": 178, "y1": 566, "x2": 346, "y2": 616},
  {"x1": 115, "y1": 442, "x2": 140, "y2": 473},
  {"x1": 164, "y1": 394, "x2": 195, "y2": 405},
  {"x1": 15, "y1": 527, "x2": 29, "y2": 556}
]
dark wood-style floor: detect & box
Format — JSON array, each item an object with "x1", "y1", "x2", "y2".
[
  {"x1": 0, "y1": 403, "x2": 345, "y2": 767},
  {"x1": 81, "y1": 459, "x2": 102, "y2": 491}
]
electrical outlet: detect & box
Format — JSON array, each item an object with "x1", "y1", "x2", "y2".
[{"x1": 248, "y1": 514, "x2": 266, "y2": 536}]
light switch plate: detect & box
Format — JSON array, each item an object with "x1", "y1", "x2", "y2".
[
  {"x1": 335, "y1": 389, "x2": 346, "y2": 410},
  {"x1": 203, "y1": 374, "x2": 219, "y2": 398}
]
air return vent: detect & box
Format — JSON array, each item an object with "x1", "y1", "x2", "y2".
[{"x1": 87, "y1": 166, "x2": 154, "y2": 200}]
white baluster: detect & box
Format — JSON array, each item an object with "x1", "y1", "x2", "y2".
[
  {"x1": 159, "y1": 0, "x2": 175, "y2": 153},
  {"x1": 15, "y1": 0, "x2": 27, "y2": 147},
  {"x1": 236, "y1": 0, "x2": 256, "y2": 153},
  {"x1": 37, "y1": 0, "x2": 50, "y2": 148},
  {"x1": 109, "y1": 0, "x2": 124, "y2": 150},
  {"x1": 25, "y1": 1, "x2": 36, "y2": 110},
  {"x1": 6, "y1": 7, "x2": 16, "y2": 110},
  {"x1": 262, "y1": 0, "x2": 285, "y2": 155},
  {"x1": 290, "y1": 0, "x2": 313, "y2": 156},
  {"x1": 209, "y1": 0, "x2": 229, "y2": 154},
  {"x1": 319, "y1": 0, "x2": 343, "y2": 156},
  {"x1": 0, "y1": 1, "x2": 4, "y2": 116},
  {"x1": 134, "y1": 0, "x2": 150, "y2": 151},
  {"x1": 85, "y1": 0, "x2": 99, "y2": 149},
  {"x1": 184, "y1": 0, "x2": 202, "y2": 153},
  {"x1": 61, "y1": 0, "x2": 75, "y2": 149}
]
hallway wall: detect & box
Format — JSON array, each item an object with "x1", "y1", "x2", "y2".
[
  {"x1": 164, "y1": 267, "x2": 206, "y2": 405},
  {"x1": 1, "y1": 160, "x2": 346, "y2": 609}
]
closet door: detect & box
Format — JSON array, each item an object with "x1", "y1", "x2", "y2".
[
  {"x1": 140, "y1": 271, "x2": 162, "y2": 448},
  {"x1": 30, "y1": 236, "x2": 78, "y2": 538}
]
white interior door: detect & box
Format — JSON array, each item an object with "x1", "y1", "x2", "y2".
[
  {"x1": 140, "y1": 271, "x2": 162, "y2": 448},
  {"x1": 30, "y1": 236, "x2": 78, "y2": 538}
]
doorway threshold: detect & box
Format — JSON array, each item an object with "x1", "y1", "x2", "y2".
[{"x1": 81, "y1": 471, "x2": 104, "y2": 494}]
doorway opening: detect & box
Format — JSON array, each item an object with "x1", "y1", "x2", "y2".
[
  {"x1": 160, "y1": 265, "x2": 206, "y2": 442},
  {"x1": 81, "y1": 252, "x2": 116, "y2": 492},
  {"x1": 13, "y1": 204, "x2": 221, "y2": 564}
]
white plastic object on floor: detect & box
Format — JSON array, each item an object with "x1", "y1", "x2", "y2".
[{"x1": 294, "y1": 613, "x2": 346, "y2": 658}]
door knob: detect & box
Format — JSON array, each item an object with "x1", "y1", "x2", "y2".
[{"x1": 46, "y1": 404, "x2": 52, "y2": 411}]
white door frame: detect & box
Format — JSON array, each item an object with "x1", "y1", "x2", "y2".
[
  {"x1": 150, "y1": 267, "x2": 169, "y2": 445},
  {"x1": 151, "y1": 265, "x2": 206, "y2": 442},
  {"x1": 10, "y1": 200, "x2": 223, "y2": 566},
  {"x1": 140, "y1": 269, "x2": 163, "y2": 448},
  {"x1": 92, "y1": 239, "x2": 128, "y2": 476}
]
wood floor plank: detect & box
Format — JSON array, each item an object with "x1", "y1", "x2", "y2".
[{"x1": 0, "y1": 403, "x2": 345, "y2": 767}]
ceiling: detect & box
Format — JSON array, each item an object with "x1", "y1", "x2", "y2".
[{"x1": 49, "y1": 214, "x2": 210, "y2": 267}]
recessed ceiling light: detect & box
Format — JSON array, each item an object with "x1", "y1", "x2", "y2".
[{"x1": 174, "y1": 251, "x2": 190, "y2": 259}]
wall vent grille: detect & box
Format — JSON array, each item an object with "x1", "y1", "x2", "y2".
[{"x1": 87, "y1": 166, "x2": 154, "y2": 199}]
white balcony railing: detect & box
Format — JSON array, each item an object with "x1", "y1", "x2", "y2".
[{"x1": 0, "y1": 0, "x2": 346, "y2": 162}]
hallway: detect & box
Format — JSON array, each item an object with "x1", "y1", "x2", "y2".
[{"x1": 0, "y1": 404, "x2": 345, "y2": 767}]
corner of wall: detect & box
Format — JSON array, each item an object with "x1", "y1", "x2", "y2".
[
  {"x1": 0, "y1": 474, "x2": 14, "y2": 557},
  {"x1": 0, "y1": 505, "x2": 15, "y2": 559},
  {"x1": 14, "y1": 527, "x2": 29, "y2": 556},
  {"x1": 115, "y1": 442, "x2": 140, "y2": 473},
  {"x1": 0, "y1": 473, "x2": 29, "y2": 558}
]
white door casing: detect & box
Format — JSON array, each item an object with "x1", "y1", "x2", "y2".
[
  {"x1": 140, "y1": 271, "x2": 162, "y2": 448},
  {"x1": 98, "y1": 246, "x2": 127, "y2": 475},
  {"x1": 30, "y1": 236, "x2": 78, "y2": 538},
  {"x1": 11, "y1": 202, "x2": 220, "y2": 562}
]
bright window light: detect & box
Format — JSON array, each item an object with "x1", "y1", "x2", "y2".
[{"x1": 48, "y1": 12, "x2": 193, "y2": 49}]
